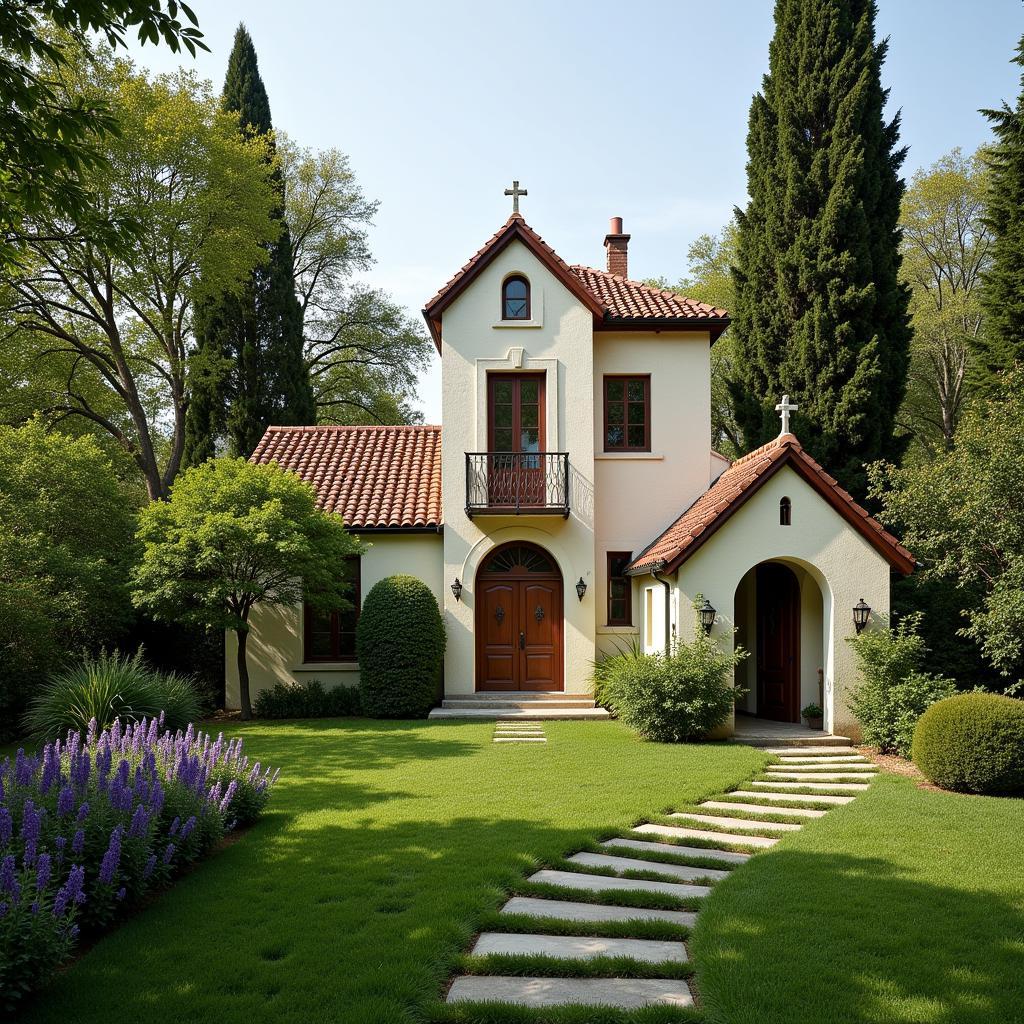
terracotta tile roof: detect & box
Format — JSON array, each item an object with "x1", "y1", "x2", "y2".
[
  {"x1": 251, "y1": 425, "x2": 442, "y2": 531},
  {"x1": 568, "y1": 265, "x2": 728, "y2": 322},
  {"x1": 627, "y1": 434, "x2": 914, "y2": 576}
]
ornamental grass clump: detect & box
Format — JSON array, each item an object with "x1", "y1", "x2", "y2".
[{"x1": 0, "y1": 716, "x2": 279, "y2": 1010}]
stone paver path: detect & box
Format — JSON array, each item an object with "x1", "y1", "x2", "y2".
[
  {"x1": 493, "y1": 723, "x2": 546, "y2": 743},
  {"x1": 444, "y1": 745, "x2": 881, "y2": 1011}
]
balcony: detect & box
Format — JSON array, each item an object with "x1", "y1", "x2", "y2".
[{"x1": 465, "y1": 452, "x2": 570, "y2": 518}]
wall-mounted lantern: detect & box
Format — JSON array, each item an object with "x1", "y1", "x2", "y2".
[
  {"x1": 575, "y1": 577, "x2": 587, "y2": 602},
  {"x1": 699, "y1": 598, "x2": 716, "y2": 634},
  {"x1": 451, "y1": 577, "x2": 463, "y2": 602},
  {"x1": 853, "y1": 598, "x2": 871, "y2": 633}
]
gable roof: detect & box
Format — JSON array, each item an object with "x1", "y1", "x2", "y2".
[
  {"x1": 626, "y1": 434, "x2": 915, "y2": 576},
  {"x1": 422, "y1": 214, "x2": 729, "y2": 351},
  {"x1": 250, "y1": 425, "x2": 442, "y2": 532}
]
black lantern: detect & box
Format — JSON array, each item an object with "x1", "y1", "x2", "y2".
[
  {"x1": 853, "y1": 598, "x2": 870, "y2": 633},
  {"x1": 575, "y1": 576, "x2": 587, "y2": 602},
  {"x1": 699, "y1": 598, "x2": 716, "y2": 634},
  {"x1": 451, "y1": 577, "x2": 463, "y2": 602}
]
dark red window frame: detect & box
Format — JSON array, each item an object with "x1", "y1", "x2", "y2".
[
  {"x1": 304, "y1": 556, "x2": 361, "y2": 662},
  {"x1": 603, "y1": 375, "x2": 651, "y2": 452},
  {"x1": 607, "y1": 551, "x2": 632, "y2": 626},
  {"x1": 502, "y1": 275, "x2": 531, "y2": 320}
]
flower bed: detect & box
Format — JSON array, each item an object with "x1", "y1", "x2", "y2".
[{"x1": 0, "y1": 717, "x2": 278, "y2": 1010}]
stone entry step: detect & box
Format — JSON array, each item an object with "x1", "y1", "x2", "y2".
[
  {"x1": 528, "y1": 869, "x2": 711, "y2": 899},
  {"x1": 768, "y1": 762, "x2": 876, "y2": 772},
  {"x1": 776, "y1": 755, "x2": 870, "y2": 764},
  {"x1": 668, "y1": 812, "x2": 802, "y2": 833},
  {"x1": 729, "y1": 790, "x2": 855, "y2": 805},
  {"x1": 761, "y1": 746, "x2": 860, "y2": 756},
  {"x1": 602, "y1": 837, "x2": 750, "y2": 865},
  {"x1": 500, "y1": 896, "x2": 698, "y2": 927},
  {"x1": 472, "y1": 931, "x2": 688, "y2": 964},
  {"x1": 632, "y1": 823, "x2": 779, "y2": 849},
  {"x1": 446, "y1": 976, "x2": 694, "y2": 1009},
  {"x1": 765, "y1": 771, "x2": 877, "y2": 782},
  {"x1": 429, "y1": 706, "x2": 611, "y2": 720},
  {"x1": 493, "y1": 737, "x2": 547, "y2": 743},
  {"x1": 567, "y1": 851, "x2": 729, "y2": 882},
  {"x1": 700, "y1": 800, "x2": 827, "y2": 819},
  {"x1": 752, "y1": 780, "x2": 870, "y2": 792}
]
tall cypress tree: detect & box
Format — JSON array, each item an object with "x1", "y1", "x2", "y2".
[
  {"x1": 730, "y1": 0, "x2": 911, "y2": 497},
  {"x1": 976, "y1": 33, "x2": 1024, "y2": 393},
  {"x1": 184, "y1": 24, "x2": 313, "y2": 464}
]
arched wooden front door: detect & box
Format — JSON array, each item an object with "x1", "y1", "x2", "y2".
[
  {"x1": 756, "y1": 561, "x2": 801, "y2": 722},
  {"x1": 476, "y1": 543, "x2": 563, "y2": 692}
]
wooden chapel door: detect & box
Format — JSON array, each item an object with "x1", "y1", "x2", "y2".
[{"x1": 756, "y1": 562, "x2": 801, "y2": 722}]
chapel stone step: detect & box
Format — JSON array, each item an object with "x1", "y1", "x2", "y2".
[
  {"x1": 500, "y1": 896, "x2": 697, "y2": 927},
  {"x1": 632, "y1": 823, "x2": 778, "y2": 849},
  {"x1": 700, "y1": 800, "x2": 827, "y2": 819},
  {"x1": 567, "y1": 851, "x2": 729, "y2": 882},
  {"x1": 729, "y1": 789, "x2": 855, "y2": 805},
  {"x1": 668, "y1": 812, "x2": 802, "y2": 833},
  {"x1": 602, "y1": 837, "x2": 750, "y2": 865},
  {"x1": 733, "y1": 734, "x2": 853, "y2": 749},
  {"x1": 493, "y1": 737, "x2": 547, "y2": 743},
  {"x1": 761, "y1": 746, "x2": 860, "y2": 756},
  {"x1": 443, "y1": 697, "x2": 597, "y2": 709},
  {"x1": 776, "y1": 755, "x2": 870, "y2": 763},
  {"x1": 429, "y1": 706, "x2": 610, "y2": 720},
  {"x1": 764, "y1": 771, "x2": 877, "y2": 782},
  {"x1": 528, "y1": 869, "x2": 711, "y2": 899},
  {"x1": 446, "y1": 976, "x2": 694, "y2": 1009},
  {"x1": 751, "y1": 780, "x2": 869, "y2": 792},
  {"x1": 472, "y1": 932, "x2": 688, "y2": 964},
  {"x1": 768, "y1": 762, "x2": 876, "y2": 771}
]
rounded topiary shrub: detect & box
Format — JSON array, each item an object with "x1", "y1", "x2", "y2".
[
  {"x1": 911, "y1": 692, "x2": 1024, "y2": 795},
  {"x1": 356, "y1": 574, "x2": 446, "y2": 718}
]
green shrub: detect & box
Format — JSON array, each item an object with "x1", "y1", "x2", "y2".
[
  {"x1": 356, "y1": 575, "x2": 446, "y2": 718},
  {"x1": 254, "y1": 680, "x2": 361, "y2": 719},
  {"x1": 912, "y1": 692, "x2": 1024, "y2": 794},
  {"x1": 23, "y1": 649, "x2": 201, "y2": 739},
  {"x1": 592, "y1": 636, "x2": 645, "y2": 709},
  {"x1": 599, "y1": 633, "x2": 746, "y2": 742},
  {"x1": 848, "y1": 615, "x2": 957, "y2": 756}
]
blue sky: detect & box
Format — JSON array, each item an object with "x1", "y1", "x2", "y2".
[{"x1": 127, "y1": 0, "x2": 1023, "y2": 422}]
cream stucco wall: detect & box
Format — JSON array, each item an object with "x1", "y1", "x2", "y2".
[
  {"x1": 225, "y1": 532, "x2": 443, "y2": 708},
  {"x1": 439, "y1": 238, "x2": 597, "y2": 694},
  {"x1": 636, "y1": 463, "x2": 891, "y2": 737}
]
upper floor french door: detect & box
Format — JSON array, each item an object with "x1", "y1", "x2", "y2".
[{"x1": 487, "y1": 373, "x2": 546, "y2": 507}]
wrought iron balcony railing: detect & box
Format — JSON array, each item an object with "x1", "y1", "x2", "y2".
[{"x1": 465, "y1": 452, "x2": 570, "y2": 517}]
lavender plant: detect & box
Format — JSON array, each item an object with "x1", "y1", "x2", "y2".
[{"x1": 0, "y1": 716, "x2": 278, "y2": 1010}]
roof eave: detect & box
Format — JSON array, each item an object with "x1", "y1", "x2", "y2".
[{"x1": 598, "y1": 316, "x2": 731, "y2": 342}]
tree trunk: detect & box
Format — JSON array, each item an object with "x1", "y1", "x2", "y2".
[{"x1": 236, "y1": 628, "x2": 253, "y2": 720}]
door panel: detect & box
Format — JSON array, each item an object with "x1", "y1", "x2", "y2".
[
  {"x1": 756, "y1": 563, "x2": 800, "y2": 722},
  {"x1": 519, "y1": 581, "x2": 561, "y2": 691},
  {"x1": 487, "y1": 374, "x2": 546, "y2": 507},
  {"x1": 478, "y1": 582, "x2": 517, "y2": 690}
]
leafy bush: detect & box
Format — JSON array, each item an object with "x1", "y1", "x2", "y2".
[
  {"x1": 599, "y1": 633, "x2": 746, "y2": 742},
  {"x1": 0, "y1": 717, "x2": 279, "y2": 1010},
  {"x1": 912, "y1": 693, "x2": 1024, "y2": 794},
  {"x1": 592, "y1": 636, "x2": 645, "y2": 709},
  {"x1": 356, "y1": 575, "x2": 446, "y2": 718},
  {"x1": 848, "y1": 616, "x2": 957, "y2": 756},
  {"x1": 23, "y1": 650, "x2": 201, "y2": 740},
  {"x1": 254, "y1": 680, "x2": 361, "y2": 719}
]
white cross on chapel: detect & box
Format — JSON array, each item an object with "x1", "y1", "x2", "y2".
[{"x1": 775, "y1": 394, "x2": 798, "y2": 435}]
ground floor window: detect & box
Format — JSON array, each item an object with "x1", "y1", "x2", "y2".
[
  {"x1": 606, "y1": 551, "x2": 632, "y2": 625},
  {"x1": 304, "y1": 556, "x2": 361, "y2": 662}
]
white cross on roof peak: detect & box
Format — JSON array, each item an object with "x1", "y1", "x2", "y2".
[{"x1": 775, "y1": 394, "x2": 798, "y2": 435}]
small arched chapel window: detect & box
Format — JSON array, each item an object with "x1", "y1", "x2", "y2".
[
  {"x1": 502, "y1": 275, "x2": 530, "y2": 320},
  {"x1": 780, "y1": 496, "x2": 792, "y2": 526}
]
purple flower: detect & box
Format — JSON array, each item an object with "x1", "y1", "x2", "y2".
[
  {"x1": 218, "y1": 780, "x2": 238, "y2": 816},
  {"x1": 168, "y1": 816, "x2": 180, "y2": 837},
  {"x1": 180, "y1": 816, "x2": 196, "y2": 840},
  {"x1": 116, "y1": 887, "x2": 126, "y2": 901},
  {"x1": 162, "y1": 842, "x2": 175, "y2": 865},
  {"x1": 35, "y1": 854, "x2": 51, "y2": 892},
  {"x1": 143, "y1": 854, "x2": 156, "y2": 879},
  {"x1": 57, "y1": 784, "x2": 75, "y2": 817},
  {"x1": 98, "y1": 825, "x2": 123, "y2": 885},
  {"x1": 54, "y1": 835, "x2": 67, "y2": 865},
  {"x1": 0, "y1": 855, "x2": 20, "y2": 901},
  {"x1": 0, "y1": 901, "x2": 7, "y2": 918},
  {"x1": 76, "y1": 801, "x2": 90, "y2": 823},
  {"x1": 71, "y1": 829, "x2": 85, "y2": 856},
  {"x1": 53, "y1": 864, "x2": 85, "y2": 917},
  {"x1": 128, "y1": 804, "x2": 150, "y2": 839},
  {"x1": 0, "y1": 806, "x2": 11, "y2": 846}
]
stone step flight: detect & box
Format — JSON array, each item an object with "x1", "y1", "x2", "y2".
[{"x1": 444, "y1": 746, "x2": 881, "y2": 1010}]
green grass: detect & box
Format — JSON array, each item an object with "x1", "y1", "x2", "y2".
[
  {"x1": 21, "y1": 719, "x2": 761, "y2": 1023},
  {"x1": 693, "y1": 772, "x2": 1024, "y2": 1023}
]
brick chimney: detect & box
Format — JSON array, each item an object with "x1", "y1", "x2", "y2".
[{"x1": 604, "y1": 216, "x2": 630, "y2": 277}]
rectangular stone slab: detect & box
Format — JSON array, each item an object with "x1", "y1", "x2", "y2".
[
  {"x1": 527, "y1": 868, "x2": 711, "y2": 898},
  {"x1": 500, "y1": 896, "x2": 697, "y2": 927},
  {"x1": 446, "y1": 975, "x2": 694, "y2": 1008},
  {"x1": 701, "y1": 800, "x2": 826, "y2": 818},
  {"x1": 730, "y1": 790, "x2": 854, "y2": 804},
  {"x1": 567, "y1": 851, "x2": 729, "y2": 882},
  {"x1": 751, "y1": 780, "x2": 869, "y2": 791},
  {"x1": 668, "y1": 812, "x2": 802, "y2": 833},
  {"x1": 602, "y1": 837, "x2": 750, "y2": 864},
  {"x1": 761, "y1": 746, "x2": 860, "y2": 755},
  {"x1": 493, "y1": 737, "x2": 547, "y2": 743},
  {"x1": 765, "y1": 772, "x2": 876, "y2": 781},
  {"x1": 768, "y1": 763, "x2": 876, "y2": 772},
  {"x1": 632, "y1": 823, "x2": 778, "y2": 848},
  {"x1": 776, "y1": 755, "x2": 869, "y2": 763},
  {"x1": 472, "y1": 931, "x2": 688, "y2": 964}
]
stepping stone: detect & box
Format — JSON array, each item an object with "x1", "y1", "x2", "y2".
[
  {"x1": 701, "y1": 800, "x2": 826, "y2": 819},
  {"x1": 602, "y1": 837, "x2": 750, "y2": 865},
  {"x1": 472, "y1": 931, "x2": 688, "y2": 964},
  {"x1": 632, "y1": 823, "x2": 778, "y2": 849},
  {"x1": 765, "y1": 772, "x2": 876, "y2": 782},
  {"x1": 752, "y1": 780, "x2": 869, "y2": 792},
  {"x1": 762, "y1": 747, "x2": 860, "y2": 756},
  {"x1": 730, "y1": 790, "x2": 854, "y2": 805},
  {"x1": 528, "y1": 869, "x2": 711, "y2": 899},
  {"x1": 446, "y1": 976, "x2": 694, "y2": 1009},
  {"x1": 668, "y1": 812, "x2": 802, "y2": 833},
  {"x1": 501, "y1": 896, "x2": 697, "y2": 927},
  {"x1": 777, "y1": 755, "x2": 868, "y2": 762},
  {"x1": 493, "y1": 737, "x2": 547, "y2": 743},
  {"x1": 769, "y1": 762, "x2": 876, "y2": 772},
  {"x1": 567, "y1": 851, "x2": 729, "y2": 882}
]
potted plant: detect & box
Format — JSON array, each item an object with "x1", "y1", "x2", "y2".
[{"x1": 802, "y1": 702, "x2": 824, "y2": 730}]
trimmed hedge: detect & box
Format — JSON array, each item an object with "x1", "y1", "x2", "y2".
[
  {"x1": 254, "y1": 680, "x2": 360, "y2": 719},
  {"x1": 911, "y1": 692, "x2": 1024, "y2": 795},
  {"x1": 356, "y1": 575, "x2": 445, "y2": 718}
]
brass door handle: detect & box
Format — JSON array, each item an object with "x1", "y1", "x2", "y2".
[{"x1": 519, "y1": 631, "x2": 525, "y2": 649}]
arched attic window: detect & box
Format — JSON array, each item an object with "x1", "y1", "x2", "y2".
[
  {"x1": 780, "y1": 496, "x2": 792, "y2": 526},
  {"x1": 502, "y1": 275, "x2": 530, "y2": 320}
]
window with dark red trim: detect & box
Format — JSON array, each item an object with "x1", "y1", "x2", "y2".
[
  {"x1": 304, "y1": 556, "x2": 361, "y2": 662},
  {"x1": 607, "y1": 551, "x2": 632, "y2": 626},
  {"x1": 502, "y1": 275, "x2": 530, "y2": 320},
  {"x1": 604, "y1": 376, "x2": 650, "y2": 451}
]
